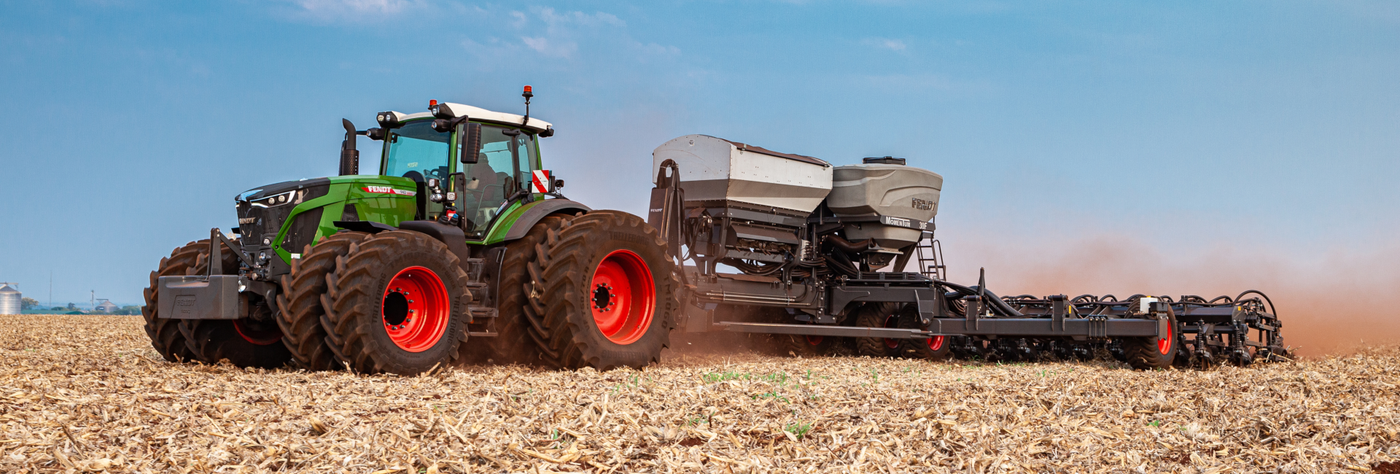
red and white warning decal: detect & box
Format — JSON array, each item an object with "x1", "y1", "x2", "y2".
[
  {"x1": 532, "y1": 170, "x2": 552, "y2": 194},
  {"x1": 361, "y1": 186, "x2": 416, "y2": 196}
]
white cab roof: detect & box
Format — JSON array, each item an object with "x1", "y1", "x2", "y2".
[{"x1": 385, "y1": 102, "x2": 553, "y2": 134}]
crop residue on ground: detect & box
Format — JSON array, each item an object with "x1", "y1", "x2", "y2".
[{"x1": 2, "y1": 315, "x2": 1398, "y2": 473}]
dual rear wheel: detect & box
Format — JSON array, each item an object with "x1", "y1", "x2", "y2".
[{"x1": 523, "y1": 211, "x2": 680, "y2": 370}]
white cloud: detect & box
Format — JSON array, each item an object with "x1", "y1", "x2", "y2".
[
  {"x1": 278, "y1": 0, "x2": 419, "y2": 22},
  {"x1": 520, "y1": 36, "x2": 578, "y2": 58},
  {"x1": 460, "y1": 6, "x2": 675, "y2": 63},
  {"x1": 862, "y1": 38, "x2": 908, "y2": 52}
]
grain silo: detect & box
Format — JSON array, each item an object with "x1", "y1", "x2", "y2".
[{"x1": 0, "y1": 283, "x2": 20, "y2": 315}]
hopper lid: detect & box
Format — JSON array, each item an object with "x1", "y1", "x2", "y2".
[
  {"x1": 718, "y1": 137, "x2": 830, "y2": 167},
  {"x1": 862, "y1": 156, "x2": 906, "y2": 165}
]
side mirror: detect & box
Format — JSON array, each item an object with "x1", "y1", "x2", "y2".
[{"x1": 459, "y1": 123, "x2": 482, "y2": 164}]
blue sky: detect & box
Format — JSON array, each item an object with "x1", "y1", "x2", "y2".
[{"x1": 1, "y1": 0, "x2": 1397, "y2": 307}]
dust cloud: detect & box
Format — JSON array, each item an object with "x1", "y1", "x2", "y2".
[{"x1": 943, "y1": 232, "x2": 1400, "y2": 357}]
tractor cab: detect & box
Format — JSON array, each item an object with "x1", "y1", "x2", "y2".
[{"x1": 371, "y1": 100, "x2": 554, "y2": 235}]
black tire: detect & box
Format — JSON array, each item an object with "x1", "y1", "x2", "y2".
[
  {"x1": 853, "y1": 302, "x2": 901, "y2": 358},
  {"x1": 1123, "y1": 312, "x2": 1180, "y2": 370},
  {"x1": 179, "y1": 318, "x2": 292, "y2": 369},
  {"x1": 463, "y1": 214, "x2": 570, "y2": 365},
  {"x1": 275, "y1": 231, "x2": 369, "y2": 370},
  {"x1": 896, "y1": 305, "x2": 953, "y2": 361},
  {"x1": 177, "y1": 239, "x2": 294, "y2": 369},
  {"x1": 524, "y1": 210, "x2": 680, "y2": 370},
  {"x1": 141, "y1": 240, "x2": 207, "y2": 362},
  {"x1": 778, "y1": 332, "x2": 838, "y2": 358},
  {"x1": 321, "y1": 230, "x2": 472, "y2": 375}
]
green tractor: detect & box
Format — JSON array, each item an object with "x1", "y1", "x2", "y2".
[{"x1": 143, "y1": 88, "x2": 680, "y2": 374}]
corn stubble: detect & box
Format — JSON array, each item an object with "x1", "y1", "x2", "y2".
[{"x1": 2, "y1": 315, "x2": 1397, "y2": 473}]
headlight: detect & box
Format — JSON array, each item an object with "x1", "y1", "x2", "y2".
[{"x1": 249, "y1": 190, "x2": 298, "y2": 208}]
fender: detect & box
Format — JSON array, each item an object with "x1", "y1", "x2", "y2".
[
  {"x1": 499, "y1": 199, "x2": 591, "y2": 242},
  {"x1": 334, "y1": 219, "x2": 473, "y2": 270},
  {"x1": 397, "y1": 220, "x2": 473, "y2": 268}
]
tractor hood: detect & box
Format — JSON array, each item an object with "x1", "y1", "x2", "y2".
[
  {"x1": 236, "y1": 177, "x2": 333, "y2": 205},
  {"x1": 234, "y1": 174, "x2": 420, "y2": 255}
]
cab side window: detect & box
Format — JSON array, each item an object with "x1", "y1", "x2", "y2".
[{"x1": 459, "y1": 126, "x2": 535, "y2": 232}]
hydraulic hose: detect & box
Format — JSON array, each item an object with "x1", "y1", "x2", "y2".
[
  {"x1": 823, "y1": 235, "x2": 876, "y2": 254},
  {"x1": 937, "y1": 281, "x2": 1025, "y2": 318}
]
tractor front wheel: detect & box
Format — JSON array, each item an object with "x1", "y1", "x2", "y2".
[
  {"x1": 180, "y1": 315, "x2": 293, "y2": 369},
  {"x1": 321, "y1": 231, "x2": 471, "y2": 375},
  {"x1": 177, "y1": 238, "x2": 293, "y2": 369},
  {"x1": 275, "y1": 231, "x2": 369, "y2": 370},
  {"x1": 140, "y1": 240, "x2": 208, "y2": 362}
]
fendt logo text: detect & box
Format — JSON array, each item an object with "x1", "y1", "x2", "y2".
[{"x1": 362, "y1": 186, "x2": 417, "y2": 197}]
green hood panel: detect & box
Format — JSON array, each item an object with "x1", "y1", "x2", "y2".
[{"x1": 267, "y1": 175, "x2": 421, "y2": 263}]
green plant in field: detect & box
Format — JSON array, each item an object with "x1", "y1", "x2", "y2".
[
  {"x1": 752, "y1": 390, "x2": 790, "y2": 404},
  {"x1": 785, "y1": 420, "x2": 812, "y2": 439},
  {"x1": 701, "y1": 370, "x2": 749, "y2": 383}
]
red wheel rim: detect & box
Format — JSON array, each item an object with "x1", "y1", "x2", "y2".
[
  {"x1": 882, "y1": 314, "x2": 901, "y2": 349},
  {"x1": 927, "y1": 335, "x2": 946, "y2": 351},
  {"x1": 1157, "y1": 321, "x2": 1173, "y2": 355},
  {"x1": 805, "y1": 335, "x2": 824, "y2": 346},
  {"x1": 234, "y1": 319, "x2": 282, "y2": 346},
  {"x1": 381, "y1": 266, "x2": 450, "y2": 353},
  {"x1": 590, "y1": 250, "x2": 655, "y2": 345}
]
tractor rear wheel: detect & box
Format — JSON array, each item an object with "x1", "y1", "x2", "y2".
[
  {"x1": 275, "y1": 231, "x2": 369, "y2": 370},
  {"x1": 178, "y1": 239, "x2": 294, "y2": 369},
  {"x1": 141, "y1": 240, "x2": 208, "y2": 362},
  {"x1": 525, "y1": 210, "x2": 680, "y2": 370},
  {"x1": 854, "y1": 302, "x2": 901, "y2": 358},
  {"x1": 463, "y1": 214, "x2": 571, "y2": 365},
  {"x1": 321, "y1": 230, "x2": 472, "y2": 375}
]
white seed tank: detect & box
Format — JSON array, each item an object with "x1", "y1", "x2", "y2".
[
  {"x1": 652, "y1": 135, "x2": 833, "y2": 215},
  {"x1": 0, "y1": 283, "x2": 20, "y2": 315},
  {"x1": 826, "y1": 157, "x2": 943, "y2": 249}
]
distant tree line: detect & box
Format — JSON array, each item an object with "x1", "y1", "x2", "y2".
[{"x1": 18, "y1": 298, "x2": 140, "y2": 314}]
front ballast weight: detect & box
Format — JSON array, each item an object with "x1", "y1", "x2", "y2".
[
  {"x1": 649, "y1": 136, "x2": 1287, "y2": 369},
  {"x1": 155, "y1": 228, "x2": 254, "y2": 321}
]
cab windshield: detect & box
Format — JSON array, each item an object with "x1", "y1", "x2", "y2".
[{"x1": 381, "y1": 120, "x2": 450, "y2": 183}]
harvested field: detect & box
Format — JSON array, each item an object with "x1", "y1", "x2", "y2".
[{"x1": 2, "y1": 315, "x2": 1398, "y2": 473}]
